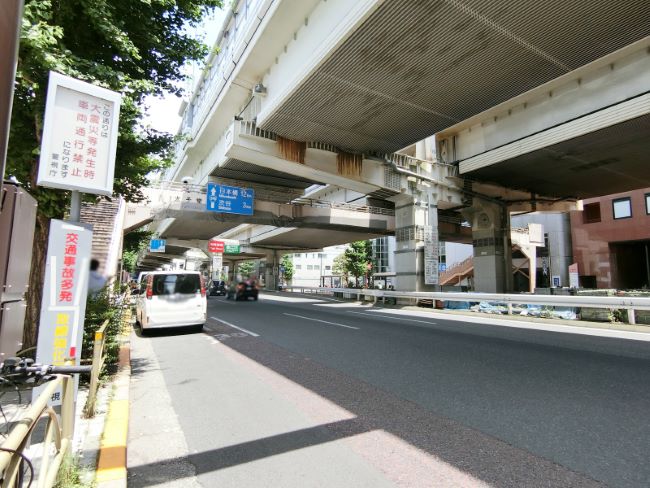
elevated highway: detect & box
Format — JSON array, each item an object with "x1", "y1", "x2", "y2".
[{"x1": 148, "y1": 0, "x2": 650, "y2": 291}]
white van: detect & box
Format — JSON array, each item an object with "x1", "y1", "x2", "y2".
[{"x1": 135, "y1": 271, "x2": 207, "y2": 333}]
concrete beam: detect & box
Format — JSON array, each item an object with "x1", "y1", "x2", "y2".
[
  {"x1": 225, "y1": 121, "x2": 385, "y2": 194},
  {"x1": 438, "y1": 38, "x2": 650, "y2": 163}
]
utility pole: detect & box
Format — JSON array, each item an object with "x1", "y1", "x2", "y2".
[{"x1": 0, "y1": 0, "x2": 24, "y2": 197}]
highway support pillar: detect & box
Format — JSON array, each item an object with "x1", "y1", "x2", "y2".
[
  {"x1": 462, "y1": 201, "x2": 513, "y2": 293},
  {"x1": 393, "y1": 194, "x2": 440, "y2": 292},
  {"x1": 263, "y1": 250, "x2": 279, "y2": 291}
]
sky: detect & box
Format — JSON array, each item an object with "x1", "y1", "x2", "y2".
[{"x1": 142, "y1": 7, "x2": 227, "y2": 134}]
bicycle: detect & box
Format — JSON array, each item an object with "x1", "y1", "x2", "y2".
[{"x1": 0, "y1": 358, "x2": 91, "y2": 488}]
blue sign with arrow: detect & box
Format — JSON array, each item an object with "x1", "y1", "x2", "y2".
[
  {"x1": 150, "y1": 239, "x2": 166, "y2": 253},
  {"x1": 206, "y1": 183, "x2": 254, "y2": 215}
]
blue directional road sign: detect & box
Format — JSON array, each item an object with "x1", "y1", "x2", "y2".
[
  {"x1": 150, "y1": 239, "x2": 166, "y2": 253},
  {"x1": 206, "y1": 183, "x2": 254, "y2": 215}
]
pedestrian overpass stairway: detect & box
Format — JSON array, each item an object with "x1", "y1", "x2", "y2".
[
  {"x1": 80, "y1": 197, "x2": 125, "y2": 277},
  {"x1": 439, "y1": 256, "x2": 474, "y2": 286}
]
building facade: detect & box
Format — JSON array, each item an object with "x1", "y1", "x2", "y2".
[
  {"x1": 287, "y1": 245, "x2": 347, "y2": 287},
  {"x1": 570, "y1": 188, "x2": 650, "y2": 289},
  {"x1": 511, "y1": 212, "x2": 573, "y2": 289}
]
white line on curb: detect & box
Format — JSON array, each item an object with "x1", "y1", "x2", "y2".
[
  {"x1": 209, "y1": 316, "x2": 260, "y2": 337},
  {"x1": 284, "y1": 313, "x2": 359, "y2": 330}
]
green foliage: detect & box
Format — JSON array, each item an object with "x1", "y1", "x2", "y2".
[
  {"x1": 55, "y1": 454, "x2": 92, "y2": 488},
  {"x1": 332, "y1": 253, "x2": 349, "y2": 285},
  {"x1": 281, "y1": 254, "x2": 294, "y2": 282},
  {"x1": 122, "y1": 229, "x2": 153, "y2": 273},
  {"x1": 343, "y1": 241, "x2": 373, "y2": 286},
  {"x1": 122, "y1": 250, "x2": 138, "y2": 274},
  {"x1": 82, "y1": 287, "x2": 122, "y2": 372},
  {"x1": 237, "y1": 260, "x2": 255, "y2": 278},
  {"x1": 8, "y1": 0, "x2": 224, "y2": 211}
]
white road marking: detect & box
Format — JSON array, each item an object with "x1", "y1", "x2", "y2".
[
  {"x1": 284, "y1": 313, "x2": 359, "y2": 330},
  {"x1": 348, "y1": 311, "x2": 437, "y2": 326},
  {"x1": 209, "y1": 316, "x2": 260, "y2": 337}
]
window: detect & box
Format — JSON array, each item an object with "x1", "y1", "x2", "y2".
[
  {"x1": 645, "y1": 193, "x2": 650, "y2": 215},
  {"x1": 612, "y1": 197, "x2": 632, "y2": 219},
  {"x1": 318, "y1": 253, "x2": 325, "y2": 258},
  {"x1": 294, "y1": 253, "x2": 301, "y2": 257},
  {"x1": 314, "y1": 265, "x2": 320, "y2": 270},
  {"x1": 295, "y1": 265, "x2": 302, "y2": 270},
  {"x1": 583, "y1": 202, "x2": 601, "y2": 224},
  {"x1": 151, "y1": 274, "x2": 200, "y2": 296},
  {"x1": 307, "y1": 265, "x2": 313, "y2": 270},
  {"x1": 325, "y1": 265, "x2": 331, "y2": 271}
]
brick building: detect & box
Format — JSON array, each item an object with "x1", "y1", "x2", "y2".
[{"x1": 570, "y1": 188, "x2": 650, "y2": 289}]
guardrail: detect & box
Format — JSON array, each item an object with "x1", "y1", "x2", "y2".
[
  {"x1": 0, "y1": 376, "x2": 75, "y2": 488},
  {"x1": 84, "y1": 319, "x2": 109, "y2": 418},
  {"x1": 282, "y1": 286, "x2": 650, "y2": 325}
]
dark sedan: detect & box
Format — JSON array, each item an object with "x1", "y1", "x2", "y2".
[
  {"x1": 233, "y1": 280, "x2": 259, "y2": 301},
  {"x1": 209, "y1": 280, "x2": 227, "y2": 296}
]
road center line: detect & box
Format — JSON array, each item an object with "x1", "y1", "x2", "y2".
[
  {"x1": 283, "y1": 313, "x2": 359, "y2": 330},
  {"x1": 348, "y1": 311, "x2": 437, "y2": 326},
  {"x1": 209, "y1": 316, "x2": 260, "y2": 337}
]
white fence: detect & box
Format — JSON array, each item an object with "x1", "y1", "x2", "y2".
[{"x1": 282, "y1": 286, "x2": 650, "y2": 325}]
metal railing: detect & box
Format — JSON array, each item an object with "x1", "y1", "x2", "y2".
[
  {"x1": 83, "y1": 319, "x2": 109, "y2": 418},
  {"x1": 0, "y1": 376, "x2": 75, "y2": 488},
  {"x1": 282, "y1": 286, "x2": 650, "y2": 325}
]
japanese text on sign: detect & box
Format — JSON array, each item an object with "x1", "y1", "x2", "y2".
[
  {"x1": 206, "y1": 183, "x2": 254, "y2": 215},
  {"x1": 37, "y1": 72, "x2": 121, "y2": 196},
  {"x1": 33, "y1": 220, "x2": 92, "y2": 406}
]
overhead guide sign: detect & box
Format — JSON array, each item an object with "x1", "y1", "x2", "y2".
[{"x1": 206, "y1": 183, "x2": 254, "y2": 215}]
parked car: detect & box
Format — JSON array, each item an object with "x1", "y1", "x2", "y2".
[
  {"x1": 232, "y1": 279, "x2": 259, "y2": 301},
  {"x1": 135, "y1": 271, "x2": 206, "y2": 333},
  {"x1": 209, "y1": 280, "x2": 227, "y2": 296}
]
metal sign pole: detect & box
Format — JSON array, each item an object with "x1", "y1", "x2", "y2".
[{"x1": 70, "y1": 190, "x2": 81, "y2": 222}]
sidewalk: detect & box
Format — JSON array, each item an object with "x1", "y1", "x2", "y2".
[{"x1": 70, "y1": 309, "x2": 132, "y2": 487}]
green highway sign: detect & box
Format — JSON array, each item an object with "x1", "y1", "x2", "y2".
[{"x1": 224, "y1": 244, "x2": 240, "y2": 254}]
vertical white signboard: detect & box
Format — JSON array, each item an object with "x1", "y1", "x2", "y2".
[
  {"x1": 212, "y1": 254, "x2": 223, "y2": 279},
  {"x1": 569, "y1": 263, "x2": 580, "y2": 289},
  {"x1": 33, "y1": 220, "x2": 93, "y2": 405},
  {"x1": 424, "y1": 227, "x2": 439, "y2": 285},
  {"x1": 37, "y1": 72, "x2": 121, "y2": 195}
]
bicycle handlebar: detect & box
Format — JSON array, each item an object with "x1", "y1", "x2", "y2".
[
  {"x1": 20, "y1": 365, "x2": 92, "y2": 375},
  {"x1": 0, "y1": 357, "x2": 92, "y2": 382}
]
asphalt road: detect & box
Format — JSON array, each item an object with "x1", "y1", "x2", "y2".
[{"x1": 128, "y1": 293, "x2": 650, "y2": 487}]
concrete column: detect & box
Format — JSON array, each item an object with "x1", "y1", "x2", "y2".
[
  {"x1": 393, "y1": 193, "x2": 440, "y2": 292},
  {"x1": 263, "y1": 250, "x2": 279, "y2": 290},
  {"x1": 462, "y1": 201, "x2": 513, "y2": 293}
]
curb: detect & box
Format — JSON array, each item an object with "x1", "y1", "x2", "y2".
[{"x1": 95, "y1": 330, "x2": 131, "y2": 488}]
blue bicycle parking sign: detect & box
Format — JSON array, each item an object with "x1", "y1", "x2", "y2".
[{"x1": 206, "y1": 183, "x2": 254, "y2": 215}]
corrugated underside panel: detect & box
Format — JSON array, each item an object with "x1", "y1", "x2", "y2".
[
  {"x1": 211, "y1": 158, "x2": 317, "y2": 189},
  {"x1": 261, "y1": 0, "x2": 650, "y2": 153}
]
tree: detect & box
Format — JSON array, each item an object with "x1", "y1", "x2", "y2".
[
  {"x1": 122, "y1": 229, "x2": 153, "y2": 274},
  {"x1": 332, "y1": 253, "x2": 349, "y2": 286},
  {"x1": 343, "y1": 241, "x2": 373, "y2": 287},
  {"x1": 281, "y1": 254, "x2": 294, "y2": 284},
  {"x1": 8, "y1": 0, "x2": 222, "y2": 348},
  {"x1": 237, "y1": 261, "x2": 255, "y2": 278}
]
